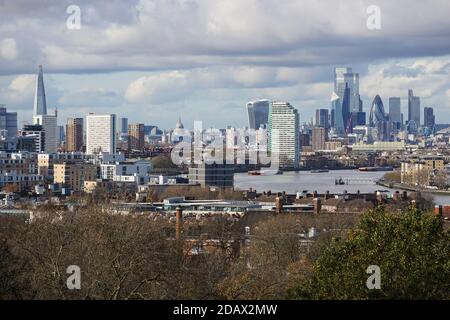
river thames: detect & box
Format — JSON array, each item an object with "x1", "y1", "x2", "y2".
[{"x1": 234, "y1": 169, "x2": 450, "y2": 205}]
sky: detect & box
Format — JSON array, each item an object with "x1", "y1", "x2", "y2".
[{"x1": 0, "y1": 0, "x2": 450, "y2": 130}]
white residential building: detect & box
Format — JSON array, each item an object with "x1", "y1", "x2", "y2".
[
  {"x1": 33, "y1": 114, "x2": 57, "y2": 153},
  {"x1": 269, "y1": 101, "x2": 300, "y2": 169},
  {"x1": 86, "y1": 114, "x2": 116, "y2": 154},
  {"x1": 100, "y1": 160, "x2": 151, "y2": 185}
]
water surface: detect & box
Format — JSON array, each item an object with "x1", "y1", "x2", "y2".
[{"x1": 234, "y1": 170, "x2": 450, "y2": 205}]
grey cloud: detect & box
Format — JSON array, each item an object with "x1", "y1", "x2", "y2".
[
  {"x1": 1, "y1": 0, "x2": 450, "y2": 127},
  {"x1": 382, "y1": 65, "x2": 424, "y2": 78},
  {"x1": 0, "y1": 0, "x2": 450, "y2": 75}
]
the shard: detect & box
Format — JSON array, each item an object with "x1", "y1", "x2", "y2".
[{"x1": 33, "y1": 65, "x2": 47, "y2": 116}]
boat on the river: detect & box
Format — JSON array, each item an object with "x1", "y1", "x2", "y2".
[
  {"x1": 335, "y1": 177, "x2": 348, "y2": 185},
  {"x1": 248, "y1": 169, "x2": 282, "y2": 176},
  {"x1": 310, "y1": 169, "x2": 330, "y2": 173},
  {"x1": 260, "y1": 169, "x2": 282, "y2": 175},
  {"x1": 358, "y1": 166, "x2": 393, "y2": 172}
]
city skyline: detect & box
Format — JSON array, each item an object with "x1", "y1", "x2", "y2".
[
  {"x1": 0, "y1": 1, "x2": 449, "y2": 128},
  {"x1": 2, "y1": 63, "x2": 446, "y2": 132},
  {"x1": 1, "y1": 1, "x2": 450, "y2": 305}
]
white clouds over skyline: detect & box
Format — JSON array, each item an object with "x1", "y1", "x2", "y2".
[{"x1": 0, "y1": 0, "x2": 449, "y2": 128}]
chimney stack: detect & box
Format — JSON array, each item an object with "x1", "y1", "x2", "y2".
[
  {"x1": 275, "y1": 196, "x2": 283, "y2": 214},
  {"x1": 313, "y1": 198, "x2": 322, "y2": 214}
]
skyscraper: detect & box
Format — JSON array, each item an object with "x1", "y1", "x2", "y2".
[
  {"x1": 424, "y1": 107, "x2": 435, "y2": 130},
  {"x1": 33, "y1": 65, "x2": 47, "y2": 116},
  {"x1": 57, "y1": 125, "x2": 65, "y2": 146},
  {"x1": 331, "y1": 92, "x2": 344, "y2": 135},
  {"x1": 128, "y1": 123, "x2": 145, "y2": 151},
  {"x1": 66, "y1": 118, "x2": 84, "y2": 152},
  {"x1": 116, "y1": 117, "x2": 129, "y2": 142},
  {"x1": 118, "y1": 117, "x2": 129, "y2": 134},
  {"x1": 352, "y1": 112, "x2": 366, "y2": 126},
  {"x1": 408, "y1": 89, "x2": 420, "y2": 129},
  {"x1": 33, "y1": 114, "x2": 57, "y2": 152},
  {"x1": 86, "y1": 114, "x2": 116, "y2": 154},
  {"x1": 342, "y1": 84, "x2": 351, "y2": 133},
  {"x1": 247, "y1": 100, "x2": 270, "y2": 129},
  {"x1": 0, "y1": 105, "x2": 17, "y2": 139},
  {"x1": 330, "y1": 109, "x2": 335, "y2": 128},
  {"x1": 334, "y1": 67, "x2": 361, "y2": 114},
  {"x1": 389, "y1": 97, "x2": 401, "y2": 131},
  {"x1": 315, "y1": 109, "x2": 329, "y2": 128},
  {"x1": 369, "y1": 95, "x2": 388, "y2": 141},
  {"x1": 268, "y1": 101, "x2": 299, "y2": 169}
]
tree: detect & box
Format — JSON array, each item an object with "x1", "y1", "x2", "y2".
[
  {"x1": 218, "y1": 214, "x2": 358, "y2": 299},
  {"x1": 2, "y1": 183, "x2": 20, "y2": 193},
  {"x1": 433, "y1": 168, "x2": 448, "y2": 190},
  {"x1": 382, "y1": 171, "x2": 401, "y2": 183},
  {"x1": 290, "y1": 205, "x2": 450, "y2": 299},
  {"x1": 417, "y1": 167, "x2": 432, "y2": 187},
  {"x1": 0, "y1": 203, "x2": 233, "y2": 300},
  {"x1": 151, "y1": 155, "x2": 178, "y2": 170},
  {"x1": 218, "y1": 215, "x2": 302, "y2": 299}
]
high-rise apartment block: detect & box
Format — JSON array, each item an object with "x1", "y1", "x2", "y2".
[
  {"x1": 86, "y1": 114, "x2": 116, "y2": 154},
  {"x1": 20, "y1": 124, "x2": 46, "y2": 153},
  {"x1": 33, "y1": 114, "x2": 57, "y2": 153},
  {"x1": 311, "y1": 127, "x2": 328, "y2": 151},
  {"x1": 128, "y1": 123, "x2": 145, "y2": 151},
  {"x1": 66, "y1": 118, "x2": 84, "y2": 152},
  {"x1": 269, "y1": 101, "x2": 300, "y2": 169}
]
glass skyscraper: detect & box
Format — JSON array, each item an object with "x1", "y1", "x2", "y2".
[
  {"x1": 389, "y1": 97, "x2": 401, "y2": 132},
  {"x1": 315, "y1": 109, "x2": 329, "y2": 128},
  {"x1": 33, "y1": 65, "x2": 47, "y2": 116},
  {"x1": 408, "y1": 89, "x2": 420, "y2": 131},
  {"x1": 333, "y1": 67, "x2": 361, "y2": 135},
  {"x1": 247, "y1": 99, "x2": 270, "y2": 130},
  {"x1": 369, "y1": 95, "x2": 388, "y2": 141},
  {"x1": 334, "y1": 67, "x2": 361, "y2": 113},
  {"x1": 331, "y1": 92, "x2": 344, "y2": 135},
  {"x1": 0, "y1": 106, "x2": 17, "y2": 139},
  {"x1": 424, "y1": 107, "x2": 435, "y2": 130}
]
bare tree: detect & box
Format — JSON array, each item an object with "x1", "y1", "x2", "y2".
[{"x1": 434, "y1": 168, "x2": 448, "y2": 190}]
